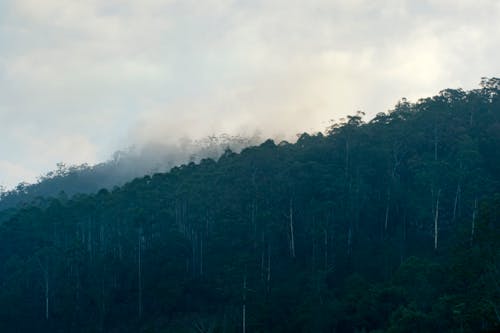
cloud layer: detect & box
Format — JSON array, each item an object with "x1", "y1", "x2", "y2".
[{"x1": 1, "y1": 0, "x2": 500, "y2": 188}]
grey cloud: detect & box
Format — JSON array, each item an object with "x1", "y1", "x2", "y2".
[{"x1": 1, "y1": 0, "x2": 500, "y2": 188}]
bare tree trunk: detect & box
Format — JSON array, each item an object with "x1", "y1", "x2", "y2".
[
  {"x1": 312, "y1": 219, "x2": 316, "y2": 272},
  {"x1": 384, "y1": 189, "x2": 391, "y2": 231},
  {"x1": 100, "y1": 275, "x2": 106, "y2": 332},
  {"x1": 434, "y1": 189, "x2": 441, "y2": 250},
  {"x1": 200, "y1": 235, "x2": 203, "y2": 276},
  {"x1": 453, "y1": 183, "x2": 461, "y2": 222},
  {"x1": 45, "y1": 268, "x2": 49, "y2": 320},
  {"x1": 289, "y1": 199, "x2": 296, "y2": 258},
  {"x1": 400, "y1": 212, "x2": 407, "y2": 263},
  {"x1": 347, "y1": 226, "x2": 352, "y2": 257},
  {"x1": 434, "y1": 125, "x2": 438, "y2": 162},
  {"x1": 242, "y1": 274, "x2": 247, "y2": 333},
  {"x1": 471, "y1": 197, "x2": 478, "y2": 244},
  {"x1": 267, "y1": 243, "x2": 271, "y2": 293},
  {"x1": 345, "y1": 139, "x2": 350, "y2": 179},
  {"x1": 260, "y1": 233, "x2": 265, "y2": 283},
  {"x1": 99, "y1": 224, "x2": 104, "y2": 255},
  {"x1": 88, "y1": 217, "x2": 93, "y2": 262},
  {"x1": 118, "y1": 228, "x2": 123, "y2": 261},
  {"x1": 138, "y1": 227, "x2": 143, "y2": 319},
  {"x1": 324, "y1": 227, "x2": 328, "y2": 271},
  {"x1": 75, "y1": 263, "x2": 80, "y2": 316},
  {"x1": 191, "y1": 229, "x2": 196, "y2": 276},
  {"x1": 252, "y1": 201, "x2": 257, "y2": 250}
]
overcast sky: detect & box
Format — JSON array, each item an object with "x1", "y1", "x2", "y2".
[{"x1": 1, "y1": 0, "x2": 500, "y2": 189}]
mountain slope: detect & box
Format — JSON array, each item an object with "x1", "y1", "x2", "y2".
[
  {"x1": 0, "y1": 79, "x2": 499, "y2": 332},
  {"x1": 0, "y1": 134, "x2": 258, "y2": 210}
]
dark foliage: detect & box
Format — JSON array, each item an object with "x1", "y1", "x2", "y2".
[{"x1": 0, "y1": 79, "x2": 499, "y2": 332}]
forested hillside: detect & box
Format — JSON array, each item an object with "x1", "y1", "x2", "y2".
[
  {"x1": 0, "y1": 79, "x2": 499, "y2": 332},
  {"x1": 0, "y1": 134, "x2": 257, "y2": 211}
]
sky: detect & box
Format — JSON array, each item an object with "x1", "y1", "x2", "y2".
[{"x1": 1, "y1": 0, "x2": 500, "y2": 189}]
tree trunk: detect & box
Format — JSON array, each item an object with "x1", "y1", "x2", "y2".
[
  {"x1": 400, "y1": 213, "x2": 407, "y2": 263},
  {"x1": 242, "y1": 274, "x2": 247, "y2": 333},
  {"x1": 252, "y1": 201, "x2": 257, "y2": 250},
  {"x1": 384, "y1": 189, "x2": 391, "y2": 231},
  {"x1": 75, "y1": 263, "x2": 80, "y2": 315},
  {"x1": 347, "y1": 226, "x2": 352, "y2": 257},
  {"x1": 267, "y1": 243, "x2": 271, "y2": 293},
  {"x1": 434, "y1": 125, "x2": 438, "y2": 162},
  {"x1": 200, "y1": 234, "x2": 203, "y2": 276},
  {"x1": 434, "y1": 189, "x2": 441, "y2": 250},
  {"x1": 138, "y1": 227, "x2": 143, "y2": 319},
  {"x1": 453, "y1": 183, "x2": 461, "y2": 222},
  {"x1": 471, "y1": 197, "x2": 478, "y2": 244},
  {"x1": 45, "y1": 268, "x2": 49, "y2": 320},
  {"x1": 324, "y1": 227, "x2": 328, "y2": 271},
  {"x1": 260, "y1": 234, "x2": 265, "y2": 283},
  {"x1": 345, "y1": 139, "x2": 350, "y2": 179},
  {"x1": 289, "y1": 199, "x2": 296, "y2": 258}
]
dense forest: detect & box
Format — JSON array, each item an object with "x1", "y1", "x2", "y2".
[
  {"x1": 0, "y1": 134, "x2": 258, "y2": 211},
  {"x1": 0, "y1": 78, "x2": 499, "y2": 332}
]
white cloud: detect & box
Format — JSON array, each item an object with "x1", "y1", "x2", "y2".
[
  {"x1": 0, "y1": 160, "x2": 38, "y2": 189},
  {"x1": 1, "y1": 0, "x2": 500, "y2": 188}
]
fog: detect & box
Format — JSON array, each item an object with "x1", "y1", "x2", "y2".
[
  {"x1": 2, "y1": 0, "x2": 500, "y2": 188},
  {"x1": 0, "y1": 134, "x2": 263, "y2": 209}
]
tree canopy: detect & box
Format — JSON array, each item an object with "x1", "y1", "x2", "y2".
[{"x1": 0, "y1": 79, "x2": 499, "y2": 332}]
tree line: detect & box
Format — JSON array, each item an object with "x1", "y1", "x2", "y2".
[{"x1": 0, "y1": 78, "x2": 499, "y2": 332}]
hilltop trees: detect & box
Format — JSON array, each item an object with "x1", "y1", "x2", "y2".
[{"x1": 0, "y1": 80, "x2": 499, "y2": 332}]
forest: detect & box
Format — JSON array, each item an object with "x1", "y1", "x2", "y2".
[{"x1": 0, "y1": 78, "x2": 499, "y2": 332}]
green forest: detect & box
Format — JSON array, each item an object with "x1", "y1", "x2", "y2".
[{"x1": 0, "y1": 79, "x2": 499, "y2": 332}]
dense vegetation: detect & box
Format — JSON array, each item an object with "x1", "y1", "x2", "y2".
[
  {"x1": 0, "y1": 79, "x2": 499, "y2": 332},
  {"x1": 0, "y1": 134, "x2": 257, "y2": 211}
]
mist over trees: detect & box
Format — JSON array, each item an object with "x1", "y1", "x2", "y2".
[
  {"x1": 0, "y1": 79, "x2": 499, "y2": 332},
  {"x1": 0, "y1": 134, "x2": 260, "y2": 211}
]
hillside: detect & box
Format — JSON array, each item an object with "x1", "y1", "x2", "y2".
[
  {"x1": 0, "y1": 134, "x2": 258, "y2": 211},
  {"x1": 0, "y1": 79, "x2": 499, "y2": 332}
]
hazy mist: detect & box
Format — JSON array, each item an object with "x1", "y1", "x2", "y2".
[{"x1": 2, "y1": 0, "x2": 500, "y2": 188}]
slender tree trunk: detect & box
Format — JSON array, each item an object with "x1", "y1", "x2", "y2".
[
  {"x1": 75, "y1": 264, "x2": 80, "y2": 316},
  {"x1": 267, "y1": 243, "x2": 271, "y2": 293},
  {"x1": 45, "y1": 268, "x2": 49, "y2": 320},
  {"x1": 324, "y1": 227, "x2": 328, "y2": 271},
  {"x1": 289, "y1": 199, "x2": 296, "y2": 258},
  {"x1": 384, "y1": 189, "x2": 391, "y2": 231},
  {"x1": 453, "y1": 183, "x2": 461, "y2": 222},
  {"x1": 200, "y1": 235, "x2": 203, "y2": 276},
  {"x1": 260, "y1": 234, "x2": 265, "y2": 283},
  {"x1": 345, "y1": 139, "x2": 350, "y2": 179},
  {"x1": 401, "y1": 212, "x2": 407, "y2": 263},
  {"x1": 191, "y1": 229, "x2": 196, "y2": 276},
  {"x1": 99, "y1": 224, "x2": 104, "y2": 255},
  {"x1": 434, "y1": 125, "x2": 438, "y2": 162},
  {"x1": 118, "y1": 228, "x2": 123, "y2": 261},
  {"x1": 312, "y1": 221, "x2": 316, "y2": 272},
  {"x1": 252, "y1": 201, "x2": 257, "y2": 250},
  {"x1": 100, "y1": 275, "x2": 106, "y2": 332},
  {"x1": 347, "y1": 226, "x2": 352, "y2": 257},
  {"x1": 138, "y1": 227, "x2": 143, "y2": 319},
  {"x1": 434, "y1": 189, "x2": 441, "y2": 250},
  {"x1": 88, "y1": 217, "x2": 93, "y2": 263},
  {"x1": 471, "y1": 197, "x2": 478, "y2": 244},
  {"x1": 242, "y1": 274, "x2": 247, "y2": 333}
]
